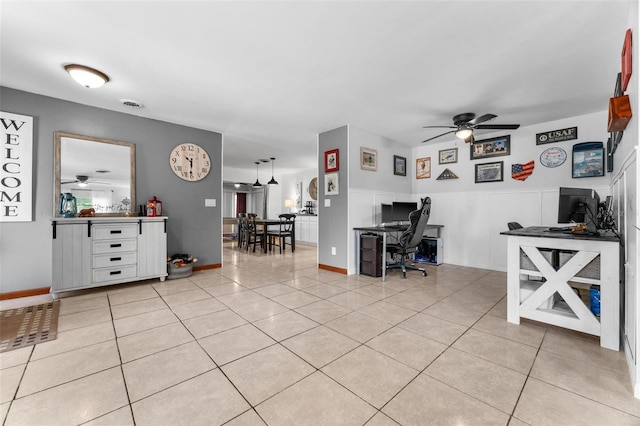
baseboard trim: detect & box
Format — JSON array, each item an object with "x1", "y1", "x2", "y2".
[
  {"x1": 318, "y1": 264, "x2": 348, "y2": 274},
  {"x1": 193, "y1": 263, "x2": 221, "y2": 271},
  {"x1": 0, "y1": 287, "x2": 51, "y2": 301}
]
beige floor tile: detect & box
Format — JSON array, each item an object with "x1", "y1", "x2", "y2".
[
  {"x1": 231, "y1": 299, "x2": 289, "y2": 322},
  {"x1": 422, "y1": 300, "x2": 486, "y2": 326},
  {"x1": 203, "y1": 282, "x2": 248, "y2": 297},
  {"x1": 217, "y1": 290, "x2": 268, "y2": 308},
  {"x1": 325, "y1": 311, "x2": 392, "y2": 343},
  {"x1": 59, "y1": 294, "x2": 109, "y2": 316},
  {"x1": 507, "y1": 416, "x2": 530, "y2": 426},
  {"x1": 365, "y1": 412, "x2": 399, "y2": 426},
  {"x1": 531, "y1": 349, "x2": 640, "y2": 416},
  {"x1": 151, "y1": 279, "x2": 199, "y2": 296},
  {"x1": 398, "y1": 312, "x2": 468, "y2": 345},
  {"x1": 0, "y1": 346, "x2": 32, "y2": 369},
  {"x1": 253, "y1": 310, "x2": 319, "y2": 341},
  {"x1": 256, "y1": 371, "x2": 377, "y2": 426},
  {"x1": 117, "y1": 322, "x2": 193, "y2": 363},
  {"x1": 253, "y1": 283, "x2": 297, "y2": 298},
  {"x1": 182, "y1": 308, "x2": 247, "y2": 339},
  {"x1": 441, "y1": 289, "x2": 504, "y2": 314},
  {"x1": 366, "y1": 326, "x2": 447, "y2": 371},
  {"x1": 123, "y1": 341, "x2": 216, "y2": 402},
  {"x1": 383, "y1": 373, "x2": 510, "y2": 425},
  {"x1": 161, "y1": 288, "x2": 212, "y2": 308},
  {"x1": 132, "y1": 369, "x2": 250, "y2": 426},
  {"x1": 169, "y1": 296, "x2": 227, "y2": 320},
  {"x1": 83, "y1": 406, "x2": 134, "y2": 426},
  {"x1": 5, "y1": 367, "x2": 128, "y2": 426},
  {"x1": 108, "y1": 285, "x2": 158, "y2": 306},
  {"x1": 453, "y1": 329, "x2": 538, "y2": 374},
  {"x1": 0, "y1": 402, "x2": 9, "y2": 425},
  {"x1": 358, "y1": 301, "x2": 417, "y2": 325},
  {"x1": 472, "y1": 314, "x2": 546, "y2": 348},
  {"x1": 198, "y1": 323, "x2": 275, "y2": 366},
  {"x1": 31, "y1": 321, "x2": 115, "y2": 360},
  {"x1": 326, "y1": 291, "x2": 379, "y2": 310},
  {"x1": 540, "y1": 329, "x2": 628, "y2": 374},
  {"x1": 113, "y1": 307, "x2": 178, "y2": 337},
  {"x1": 0, "y1": 364, "x2": 24, "y2": 403},
  {"x1": 17, "y1": 340, "x2": 120, "y2": 397},
  {"x1": 110, "y1": 296, "x2": 166, "y2": 320},
  {"x1": 57, "y1": 307, "x2": 112, "y2": 332},
  {"x1": 383, "y1": 291, "x2": 438, "y2": 311},
  {"x1": 225, "y1": 409, "x2": 266, "y2": 426},
  {"x1": 272, "y1": 290, "x2": 322, "y2": 309},
  {"x1": 282, "y1": 326, "x2": 360, "y2": 368},
  {"x1": 425, "y1": 347, "x2": 527, "y2": 413},
  {"x1": 281, "y1": 276, "x2": 321, "y2": 289},
  {"x1": 352, "y1": 284, "x2": 400, "y2": 299},
  {"x1": 488, "y1": 296, "x2": 508, "y2": 318},
  {"x1": 221, "y1": 344, "x2": 314, "y2": 405},
  {"x1": 295, "y1": 300, "x2": 352, "y2": 323},
  {"x1": 514, "y1": 377, "x2": 640, "y2": 425},
  {"x1": 302, "y1": 283, "x2": 348, "y2": 298},
  {"x1": 323, "y1": 344, "x2": 418, "y2": 409}
]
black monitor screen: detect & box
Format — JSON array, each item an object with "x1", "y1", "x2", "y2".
[
  {"x1": 557, "y1": 187, "x2": 600, "y2": 233},
  {"x1": 381, "y1": 204, "x2": 393, "y2": 223},
  {"x1": 392, "y1": 201, "x2": 418, "y2": 222}
]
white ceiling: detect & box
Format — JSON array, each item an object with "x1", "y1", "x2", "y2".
[{"x1": 0, "y1": 1, "x2": 631, "y2": 175}]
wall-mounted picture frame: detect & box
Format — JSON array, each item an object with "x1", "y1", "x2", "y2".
[
  {"x1": 416, "y1": 157, "x2": 431, "y2": 179},
  {"x1": 325, "y1": 172, "x2": 339, "y2": 195},
  {"x1": 324, "y1": 149, "x2": 339, "y2": 172},
  {"x1": 572, "y1": 142, "x2": 604, "y2": 178},
  {"x1": 360, "y1": 147, "x2": 377, "y2": 171},
  {"x1": 393, "y1": 155, "x2": 406, "y2": 176},
  {"x1": 475, "y1": 161, "x2": 504, "y2": 183},
  {"x1": 470, "y1": 135, "x2": 510, "y2": 160},
  {"x1": 622, "y1": 28, "x2": 632, "y2": 91},
  {"x1": 438, "y1": 148, "x2": 458, "y2": 164}
]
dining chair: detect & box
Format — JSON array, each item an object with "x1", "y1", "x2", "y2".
[
  {"x1": 245, "y1": 213, "x2": 265, "y2": 252},
  {"x1": 267, "y1": 214, "x2": 296, "y2": 253},
  {"x1": 237, "y1": 213, "x2": 247, "y2": 248}
]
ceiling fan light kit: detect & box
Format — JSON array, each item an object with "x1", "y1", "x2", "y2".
[{"x1": 422, "y1": 112, "x2": 520, "y2": 144}]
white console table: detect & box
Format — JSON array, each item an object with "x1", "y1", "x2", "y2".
[{"x1": 501, "y1": 226, "x2": 621, "y2": 351}]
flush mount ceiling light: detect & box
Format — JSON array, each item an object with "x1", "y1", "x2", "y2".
[
  {"x1": 252, "y1": 161, "x2": 262, "y2": 188},
  {"x1": 455, "y1": 127, "x2": 473, "y2": 140},
  {"x1": 268, "y1": 157, "x2": 278, "y2": 185},
  {"x1": 64, "y1": 64, "x2": 109, "y2": 88}
]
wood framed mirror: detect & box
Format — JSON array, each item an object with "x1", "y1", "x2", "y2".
[{"x1": 54, "y1": 132, "x2": 136, "y2": 216}]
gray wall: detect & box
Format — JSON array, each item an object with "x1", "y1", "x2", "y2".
[
  {"x1": 318, "y1": 125, "x2": 348, "y2": 269},
  {"x1": 0, "y1": 87, "x2": 223, "y2": 293}
]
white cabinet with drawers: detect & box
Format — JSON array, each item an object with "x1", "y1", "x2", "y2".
[
  {"x1": 52, "y1": 217, "x2": 168, "y2": 295},
  {"x1": 295, "y1": 215, "x2": 318, "y2": 244}
]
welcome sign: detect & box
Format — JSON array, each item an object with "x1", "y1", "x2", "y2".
[{"x1": 1, "y1": 111, "x2": 33, "y2": 222}]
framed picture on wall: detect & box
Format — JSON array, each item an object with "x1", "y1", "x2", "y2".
[
  {"x1": 475, "y1": 161, "x2": 504, "y2": 183},
  {"x1": 416, "y1": 157, "x2": 431, "y2": 179},
  {"x1": 572, "y1": 142, "x2": 604, "y2": 178},
  {"x1": 438, "y1": 148, "x2": 458, "y2": 164},
  {"x1": 360, "y1": 147, "x2": 377, "y2": 171},
  {"x1": 470, "y1": 135, "x2": 510, "y2": 160},
  {"x1": 325, "y1": 172, "x2": 339, "y2": 195},
  {"x1": 393, "y1": 155, "x2": 406, "y2": 176},
  {"x1": 324, "y1": 149, "x2": 339, "y2": 172}
]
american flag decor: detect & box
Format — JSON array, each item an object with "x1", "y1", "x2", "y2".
[{"x1": 512, "y1": 161, "x2": 534, "y2": 181}]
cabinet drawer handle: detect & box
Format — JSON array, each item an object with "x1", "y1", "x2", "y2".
[
  {"x1": 110, "y1": 271, "x2": 122, "y2": 276},
  {"x1": 110, "y1": 257, "x2": 122, "y2": 262},
  {"x1": 110, "y1": 230, "x2": 122, "y2": 234},
  {"x1": 110, "y1": 243, "x2": 122, "y2": 248}
]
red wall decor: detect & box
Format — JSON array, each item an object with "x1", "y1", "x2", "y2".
[{"x1": 622, "y1": 29, "x2": 632, "y2": 91}]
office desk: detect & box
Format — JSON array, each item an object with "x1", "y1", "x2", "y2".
[
  {"x1": 354, "y1": 224, "x2": 443, "y2": 281},
  {"x1": 501, "y1": 226, "x2": 621, "y2": 351}
]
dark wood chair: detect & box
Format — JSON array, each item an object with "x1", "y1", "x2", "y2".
[
  {"x1": 268, "y1": 214, "x2": 296, "y2": 253},
  {"x1": 244, "y1": 213, "x2": 265, "y2": 252},
  {"x1": 237, "y1": 213, "x2": 247, "y2": 248}
]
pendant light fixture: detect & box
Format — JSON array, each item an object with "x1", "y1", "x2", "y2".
[
  {"x1": 268, "y1": 157, "x2": 278, "y2": 185},
  {"x1": 64, "y1": 64, "x2": 110, "y2": 88},
  {"x1": 252, "y1": 161, "x2": 262, "y2": 188}
]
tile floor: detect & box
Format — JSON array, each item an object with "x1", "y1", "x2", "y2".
[{"x1": 1, "y1": 242, "x2": 638, "y2": 425}]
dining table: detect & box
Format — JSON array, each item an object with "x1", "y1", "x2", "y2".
[{"x1": 253, "y1": 218, "x2": 296, "y2": 253}]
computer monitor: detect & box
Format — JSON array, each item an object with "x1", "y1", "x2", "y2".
[
  {"x1": 380, "y1": 204, "x2": 393, "y2": 224},
  {"x1": 391, "y1": 201, "x2": 418, "y2": 222},
  {"x1": 557, "y1": 187, "x2": 600, "y2": 234}
]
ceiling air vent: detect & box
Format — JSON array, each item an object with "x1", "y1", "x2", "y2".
[{"x1": 120, "y1": 99, "x2": 143, "y2": 108}]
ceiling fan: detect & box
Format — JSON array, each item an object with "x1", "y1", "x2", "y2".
[
  {"x1": 421, "y1": 113, "x2": 520, "y2": 143},
  {"x1": 61, "y1": 175, "x2": 110, "y2": 186}
]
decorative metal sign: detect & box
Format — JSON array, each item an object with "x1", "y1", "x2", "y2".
[
  {"x1": 536, "y1": 127, "x2": 577, "y2": 145},
  {"x1": 540, "y1": 147, "x2": 567, "y2": 168},
  {"x1": 1, "y1": 111, "x2": 33, "y2": 222}
]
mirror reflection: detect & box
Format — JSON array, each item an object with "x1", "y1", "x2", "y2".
[{"x1": 54, "y1": 132, "x2": 136, "y2": 216}]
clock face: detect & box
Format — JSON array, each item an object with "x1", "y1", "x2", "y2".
[
  {"x1": 170, "y1": 143, "x2": 211, "y2": 181},
  {"x1": 308, "y1": 177, "x2": 318, "y2": 200}
]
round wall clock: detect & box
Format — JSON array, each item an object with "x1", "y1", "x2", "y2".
[
  {"x1": 540, "y1": 147, "x2": 567, "y2": 168},
  {"x1": 308, "y1": 177, "x2": 318, "y2": 200},
  {"x1": 169, "y1": 143, "x2": 211, "y2": 181}
]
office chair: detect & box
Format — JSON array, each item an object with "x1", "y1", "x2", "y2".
[
  {"x1": 386, "y1": 197, "x2": 431, "y2": 278},
  {"x1": 268, "y1": 214, "x2": 296, "y2": 253}
]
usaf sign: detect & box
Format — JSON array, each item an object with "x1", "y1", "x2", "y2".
[
  {"x1": 536, "y1": 126, "x2": 578, "y2": 145},
  {"x1": 1, "y1": 111, "x2": 33, "y2": 222}
]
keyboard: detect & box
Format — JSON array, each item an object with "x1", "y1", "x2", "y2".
[{"x1": 548, "y1": 227, "x2": 572, "y2": 232}]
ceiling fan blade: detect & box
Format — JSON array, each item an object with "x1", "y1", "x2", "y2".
[
  {"x1": 421, "y1": 130, "x2": 456, "y2": 143},
  {"x1": 468, "y1": 113, "x2": 497, "y2": 126},
  {"x1": 61, "y1": 180, "x2": 77, "y2": 184},
  {"x1": 475, "y1": 124, "x2": 520, "y2": 130},
  {"x1": 422, "y1": 125, "x2": 456, "y2": 129}
]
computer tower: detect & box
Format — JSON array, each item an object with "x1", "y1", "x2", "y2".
[{"x1": 414, "y1": 238, "x2": 443, "y2": 265}]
